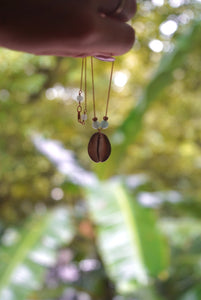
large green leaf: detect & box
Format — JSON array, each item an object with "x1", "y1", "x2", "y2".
[
  {"x1": 0, "y1": 207, "x2": 74, "y2": 300},
  {"x1": 86, "y1": 180, "x2": 169, "y2": 294}
]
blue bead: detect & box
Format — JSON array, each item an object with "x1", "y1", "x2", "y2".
[
  {"x1": 100, "y1": 120, "x2": 109, "y2": 129},
  {"x1": 92, "y1": 121, "x2": 100, "y2": 129}
]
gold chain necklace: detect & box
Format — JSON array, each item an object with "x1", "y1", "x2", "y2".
[{"x1": 76, "y1": 57, "x2": 114, "y2": 163}]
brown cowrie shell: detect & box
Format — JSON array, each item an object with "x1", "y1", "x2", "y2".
[{"x1": 88, "y1": 132, "x2": 111, "y2": 163}]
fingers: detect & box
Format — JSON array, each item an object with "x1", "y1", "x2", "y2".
[
  {"x1": 96, "y1": 0, "x2": 137, "y2": 22},
  {"x1": 0, "y1": 0, "x2": 136, "y2": 57},
  {"x1": 86, "y1": 0, "x2": 136, "y2": 57},
  {"x1": 87, "y1": 15, "x2": 135, "y2": 57}
]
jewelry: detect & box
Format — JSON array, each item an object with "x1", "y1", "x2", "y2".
[
  {"x1": 76, "y1": 57, "x2": 115, "y2": 163},
  {"x1": 88, "y1": 57, "x2": 114, "y2": 162},
  {"x1": 76, "y1": 57, "x2": 87, "y2": 125}
]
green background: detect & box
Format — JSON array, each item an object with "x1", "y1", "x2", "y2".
[{"x1": 0, "y1": 1, "x2": 201, "y2": 299}]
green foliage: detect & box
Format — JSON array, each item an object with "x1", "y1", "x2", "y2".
[
  {"x1": 87, "y1": 180, "x2": 169, "y2": 293},
  {"x1": 0, "y1": 1, "x2": 201, "y2": 300},
  {"x1": 110, "y1": 19, "x2": 201, "y2": 168},
  {"x1": 0, "y1": 208, "x2": 74, "y2": 300}
]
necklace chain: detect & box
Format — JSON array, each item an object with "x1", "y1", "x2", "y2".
[
  {"x1": 77, "y1": 57, "x2": 87, "y2": 125},
  {"x1": 84, "y1": 57, "x2": 87, "y2": 114},
  {"x1": 77, "y1": 56, "x2": 114, "y2": 130},
  {"x1": 91, "y1": 57, "x2": 96, "y2": 119},
  {"x1": 105, "y1": 59, "x2": 114, "y2": 118},
  {"x1": 76, "y1": 57, "x2": 114, "y2": 163}
]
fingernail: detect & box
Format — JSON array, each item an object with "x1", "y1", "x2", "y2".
[{"x1": 94, "y1": 55, "x2": 115, "y2": 62}]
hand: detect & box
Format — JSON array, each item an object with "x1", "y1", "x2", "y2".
[{"x1": 0, "y1": 0, "x2": 136, "y2": 57}]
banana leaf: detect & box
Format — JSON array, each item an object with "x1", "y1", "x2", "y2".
[
  {"x1": 0, "y1": 208, "x2": 74, "y2": 300},
  {"x1": 86, "y1": 180, "x2": 169, "y2": 294}
]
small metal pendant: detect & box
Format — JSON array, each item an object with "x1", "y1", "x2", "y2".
[{"x1": 88, "y1": 132, "x2": 111, "y2": 163}]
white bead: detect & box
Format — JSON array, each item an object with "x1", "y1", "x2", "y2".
[
  {"x1": 77, "y1": 95, "x2": 84, "y2": 102},
  {"x1": 92, "y1": 121, "x2": 100, "y2": 129},
  {"x1": 81, "y1": 114, "x2": 87, "y2": 121},
  {"x1": 100, "y1": 120, "x2": 109, "y2": 129}
]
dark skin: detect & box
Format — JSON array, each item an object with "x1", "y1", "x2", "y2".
[{"x1": 0, "y1": 0, "x2": 136, "y2": 58}]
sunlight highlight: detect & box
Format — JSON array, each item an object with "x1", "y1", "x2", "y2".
[
  {"x1": 45, "y1": 84, "x2": 79, "y2": 104},
  {"x1": 160, "y1": 20, "x2": 178, "y2": 36},
  {"x1": 169, "y1": 0, "x2": 185, "y2": 7},
  {"x1": 152, "y1": 0, "x2": 164, "y2": 6},
  {"x1": 51, "y1": 187, "x2": 64, "y2": 201},
  {"x1": 114, "y1": 71, "x2": 128, "y2": 88},
  {"x1": 149, "y1": 39, "x2": 164, "y2": 52}
]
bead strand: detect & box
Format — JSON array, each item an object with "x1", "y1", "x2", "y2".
[{"x1": 92, "y1": 116, "x2": 109, "y2": 130}]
